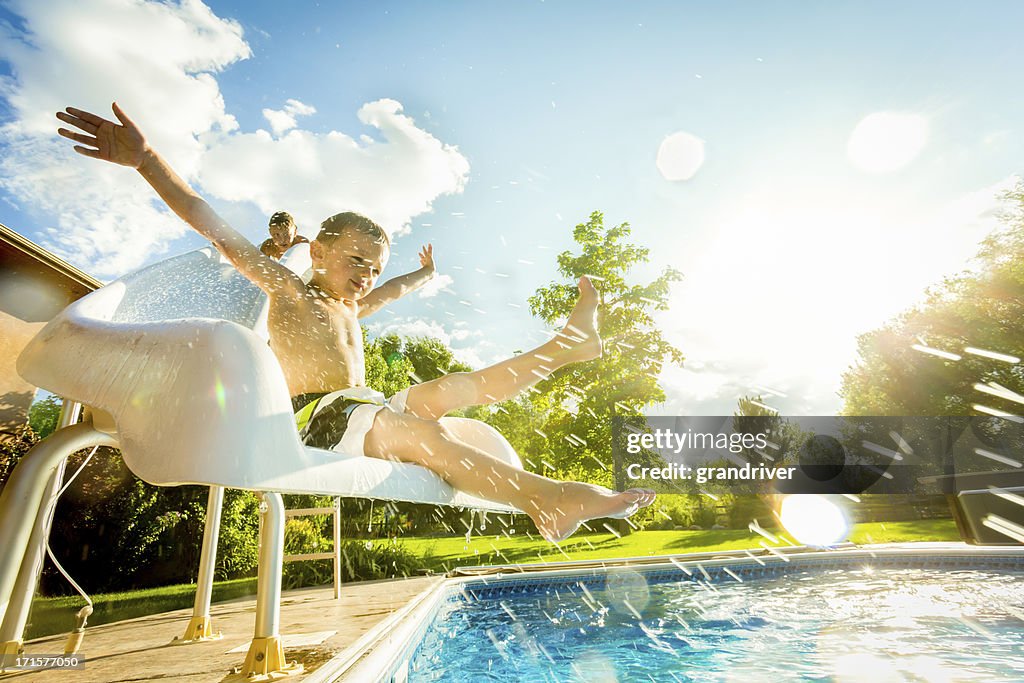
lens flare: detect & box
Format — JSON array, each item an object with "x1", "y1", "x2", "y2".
[
  {"x1": 605, "y1": 568, "x2": 650, "y2": 616},
  {"x1": 656, "y1": 131, "x2": 705, "y2": 181},
  {"x1": 779, "y1": 495, "x2": 849, "y2": 546},
  {"x1": 214, "y1": 375, "x2": 226, "y2": 414}
]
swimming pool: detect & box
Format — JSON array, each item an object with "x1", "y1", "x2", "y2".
[{"x1": 343, "y1": 545, "x2": 1024, "y2": 682}]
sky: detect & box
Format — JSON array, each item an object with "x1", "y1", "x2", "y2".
[{"x1": 1, "y1": 1, "x2": 1022, "y2": 416}]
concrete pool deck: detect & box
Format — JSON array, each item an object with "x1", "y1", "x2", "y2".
[{"x1": 4, "y1": 575, "x2": 443, "y2": 682}]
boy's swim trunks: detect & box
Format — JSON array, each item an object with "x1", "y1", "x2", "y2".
[{"x1": 292, "y1": 387, "x2": 409, "y2": 456}]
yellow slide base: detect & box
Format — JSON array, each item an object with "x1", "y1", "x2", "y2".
[
  {"x1": 1, "y1": 640, "x2": 23, "y2": 675},
  {"x1": 174, "y1": 615, "x2": 223, "y2": 644},
  {"x1": 64, "y1": 629, "x2": 85, "y2": 655},
  {"x1": 240, "y1": 636, "x2": 303, "y2": 681}
]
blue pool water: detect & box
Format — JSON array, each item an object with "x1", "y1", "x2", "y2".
[{"x1": 408, "y1": 562, "x2": 1024, "y2": 682}]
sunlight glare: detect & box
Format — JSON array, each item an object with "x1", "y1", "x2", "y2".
[
  {"x1": 779, "y1": 495, "x2": 849, "y2": 546},
  {"x1": 847, "y1": 112, "x2": 928, "y2": 174}
]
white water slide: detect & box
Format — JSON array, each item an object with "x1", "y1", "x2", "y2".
[{"x1": 0, "y1": 244, "x2": 520, "y2": 679}]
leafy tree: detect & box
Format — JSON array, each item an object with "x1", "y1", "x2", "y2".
[
  {"x1": 28, "y1": 394, "x2": 62, "y2": 438},
  {"x1": 733, "y1": 395, "x2": 810, "y2": 468},
  {"x1": 841, "y1": 181, "x2": 1024, "y2": 417},
  {"x1": 43, "y1": 447, "x2": 208, "y2": 593},
  {"x1": 0, "y1": 425, "x2": 38, "y2": 492},
  {"x1": 525, "y1": 211, "x2": 684, "y2": 484},
  {"x1": 364, "y1": 329, "x2": 416, "y2": 397},
  {"x1": 376, "y1": 334, "x2": 472, "y2": 383},
  {"x1": 836, "y1": 185, "x2": 1024, "y2": 525},
  {"x1": 214, "y1": 490, "x2": 261, "y2": 579}
]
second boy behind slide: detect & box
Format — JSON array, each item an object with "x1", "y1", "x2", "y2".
[
  {"x1": 260, "y1": 210, "x2": 308, "y2": 260},
  {"x1": 56, "y1": 102, "x2": 655, "y2": 542}
]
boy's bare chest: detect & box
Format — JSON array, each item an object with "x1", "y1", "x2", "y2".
[{"x1": 267, "y1": 295, "x2": 361, "y2": 355}]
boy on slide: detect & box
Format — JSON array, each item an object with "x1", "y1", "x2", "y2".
[
  {"x1": 56, "y1": 103, "x2": 655, "y2": 542},
  {"x1": 260, "y1": 210, "x2": 308, "y2": 259}
]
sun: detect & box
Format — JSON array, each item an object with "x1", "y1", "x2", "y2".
[{"x1": 847, "y1": 112, "x2": 929, "y2": 174}]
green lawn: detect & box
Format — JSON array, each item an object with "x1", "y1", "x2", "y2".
[
  {"x1": 405, "y1": 519, "x2": 962, "y2": 572},
  {"x1": 25, "y1": 577, "x2": 257, "y2": 641},
  {"x1": 26, "y1": 519, "x2": 959, "y2": 640}
]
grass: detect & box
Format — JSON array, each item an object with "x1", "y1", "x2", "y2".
[
  {"x1": 25, "y1": 518, "x2": 959, "y2": 640},
  {"x1": 403, "y1": 519, "x2": 962, "y2": 572},
  {"x1": 26, "y1": 577, "x2": 257, "y2": 641}
]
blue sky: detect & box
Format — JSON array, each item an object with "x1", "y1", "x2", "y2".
[{"x1": 1, "y1": 1, "x2": 1022, "y2": 415}]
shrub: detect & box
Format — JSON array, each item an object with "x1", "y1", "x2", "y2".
[
  {"x1": 0, "y1": 424, "x2": 38, "y2": 491},
  {"x1": 282, "y1": 526, "x2": 426, "y2": 590}
]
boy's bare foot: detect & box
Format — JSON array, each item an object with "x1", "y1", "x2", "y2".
[
  {"x1": 557, "y1": 276, "x2": 602, "y2": 362},
  {"x1": 528, "y1": 483, "x2": 656, "y2": 543}
]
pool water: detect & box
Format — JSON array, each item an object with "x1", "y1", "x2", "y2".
[{"x1": 408, "y1": 567, "x2": 1024, "y2": 682}]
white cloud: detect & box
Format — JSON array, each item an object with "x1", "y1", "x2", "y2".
[
  {"x1": 0, "y1": 0, "x2": 248, "y2": 277},
  {"x1": 648, "y1": 363, "x2": 791, "y2": 417},
  {"x1": 376, "y1": 318, "x2": 454, "y2": 345},
  {"x1": 262, "y1": 98, "x2": 316, "y2": 137},
  {"x1": 417, "y1": 273, "x2": 454, "y2": 298},
  {"x1": 0, "y1": 1, "x2": 469, "y2": 277},
  {"x1": 198, "y1": 98, "x2": 469, "y2": 239},
  {"x1": 450, "y1": 345, "x2": 493, "y2": 370},
  {"x1": 450, "y1": 326, "x2": 483, "y2": 341}
]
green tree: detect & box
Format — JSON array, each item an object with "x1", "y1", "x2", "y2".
[
  {"x1": 28, "y1": 394, "x2": 62, "y2": 438},
  {"x1": 732, "y1": 395, "x2": 810, "y2": 467},
  {"x1": 365, "y1": 331, "x2": 473, "y2": 395},
  {"x1": 214, "y1": 490, "x2": 261, "y2": 579},
  {"x1": 841, "y1": 181, "x2": 1024, "y2": 417},
  {"x1": 525, "y1": 211, "x2": 684, "y2": 484},
  {"x1": 836, "y1": 184, "x2": 1024, "y2": 526},
  {"x1": 0, "y1": 425, "x2": 38, "y2": 492},
  {"x1": 376, "y1": 334, "x2": 472, "y2": 383},
  {"x1": 733, "y1": 396, "x2": 782, "y2": 450},
  {"x1": 44, "y1": 448, "x2": 210, "y2": 593},
  {"x1": 364, "y1": 329, "x2": 416, "y2": 397}
]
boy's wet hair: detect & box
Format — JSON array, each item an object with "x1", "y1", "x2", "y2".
[
  {"x1": 316, "y1": 212, "x2": 390, "y2": 248},
  {"x1": 269, "y1": 210, "x2": 295, "y2": 227}
]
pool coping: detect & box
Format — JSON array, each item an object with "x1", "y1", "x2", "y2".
[{"x1": 326, "y1": 542, "x2": 1024, "y2": 682}]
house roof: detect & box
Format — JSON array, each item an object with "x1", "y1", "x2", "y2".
[{"x1": 0, "y1": 221, "x2": 102, "y2": 292}]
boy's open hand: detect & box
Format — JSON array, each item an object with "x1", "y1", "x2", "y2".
[
  {"x1": 419, "y1": 244, "x2": 436, "y2": 274},
  {"x1": 56, "y1": 103, "x2": 147, "y2": 169}
]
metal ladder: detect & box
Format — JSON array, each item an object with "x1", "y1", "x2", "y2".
[{"x1": 282, "y1": 498, "x2": 343, "y2": 599}]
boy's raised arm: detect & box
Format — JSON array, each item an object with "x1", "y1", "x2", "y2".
[
  {"x1": 56, "y1": 103, "x2": 302, "y2": 297},
  {"x1": 358, "y1": 244, "x2": 436, "y2": 318}
]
